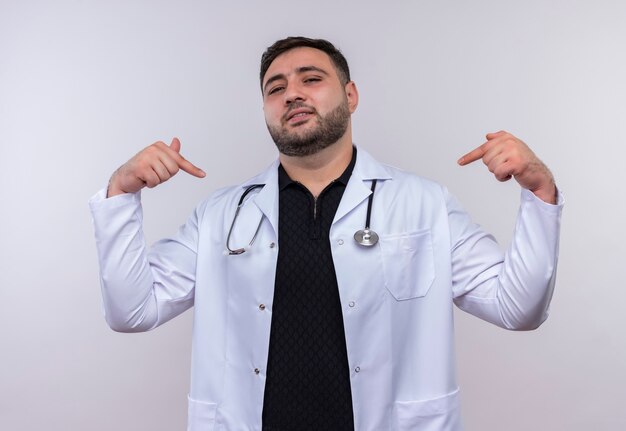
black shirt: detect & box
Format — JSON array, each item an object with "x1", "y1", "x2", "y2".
[{"x1": 261, "y1": 148, "x2": 357, "y2": 431}]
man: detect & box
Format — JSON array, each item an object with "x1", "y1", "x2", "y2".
[{"x1": 90, "y1": 37, "x2": 562, "y2": 431}]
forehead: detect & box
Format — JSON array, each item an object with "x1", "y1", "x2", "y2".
[{"x1": 263, "y1": 47, "x2": 337, "y2": 85}]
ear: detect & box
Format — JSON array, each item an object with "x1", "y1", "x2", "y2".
[{"x1": 344, "y1": 81, "x2": 359, "y2": 113}]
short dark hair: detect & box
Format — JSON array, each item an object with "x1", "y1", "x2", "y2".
[{"x1": 260, "y1": 36, "x2": 351, "y2": 90}]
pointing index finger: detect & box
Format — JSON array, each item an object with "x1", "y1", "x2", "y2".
[
  {"x1": 163, "y1": 143, "x2": 206, "y2": 178},
  {"x1": 177, "y1": 156, "x2": 206, "y2": 178},
  {"x1": 457, "y1": 143, "x2": 487, "y2": 166}
]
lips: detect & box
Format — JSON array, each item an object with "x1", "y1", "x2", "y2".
[{"x1": 285, "y1": 107, "x2": 315, "y2": 123}]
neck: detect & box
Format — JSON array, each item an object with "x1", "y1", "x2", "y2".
[{"x1": 279, "y1": 136, "x2": 353, "y2": 198}]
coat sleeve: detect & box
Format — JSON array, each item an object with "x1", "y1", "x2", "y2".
[
  {"x1": 448, "y1": 188, "x2": 563, "y2": 330},
  {"x1": 89, "y1": 188, "x2": 200, "y2": 332}
]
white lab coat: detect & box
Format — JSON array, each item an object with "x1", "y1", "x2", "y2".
[{"x1": 89, "y1": 146, "x2": 563, "y2": 431}]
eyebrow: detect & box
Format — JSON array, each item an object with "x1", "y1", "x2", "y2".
[{"x1": 263, "y1": 65, "x2": 330, "y2": 94}]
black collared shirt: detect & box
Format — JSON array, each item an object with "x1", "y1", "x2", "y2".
[{"x1": 261, "y1": 148, "x2": 357, "y2": 431}]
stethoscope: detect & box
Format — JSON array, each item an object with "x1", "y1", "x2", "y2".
[
  {"x1": 353, "y1": 179, "x2": 379, "y2": 247},
  {"x1": 225, "y1": 184, "x2": 265, "y2": 255},
  {"x1": 225, "y1": 180, "x2": 379, "y2": 255}
]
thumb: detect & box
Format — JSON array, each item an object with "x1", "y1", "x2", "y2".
[
  {"x1": 486, "y1": 130, "x2": 505, "y2": 140},
  {"x1": 170, "y1": 137, "x2": 181, "y2": 153}
]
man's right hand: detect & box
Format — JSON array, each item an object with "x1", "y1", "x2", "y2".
[{"x1": 107, "y1": 137, "x2": 206, "y2": 197}]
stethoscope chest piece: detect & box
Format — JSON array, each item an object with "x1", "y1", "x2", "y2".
[{"x1": 354, "y1": 228, "x2": 379, "y2": 247}]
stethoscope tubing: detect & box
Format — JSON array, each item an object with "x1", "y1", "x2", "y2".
[
  {"x1": 226, "y1": 179, "x2": 379, "y2": 255},
  {"x1": 225, "y1": 184, "x2": 264, "y2": 255},
  {"x1": 365, "y1": 179, "x2": 376, "y2": 230}
]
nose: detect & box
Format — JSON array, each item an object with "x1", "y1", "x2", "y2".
[{"x1": 283, "y1": 82, "x2": 305, "y2": 105}]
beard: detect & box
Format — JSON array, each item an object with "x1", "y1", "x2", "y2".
[{"x1": 266, "y1": 98, "x2": 350, "y2": 157}]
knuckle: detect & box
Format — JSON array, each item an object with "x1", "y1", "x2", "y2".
[
  {"x1": 144, "y1": 146, "x2": 158, "y2": 157},
  {"x1": 137, "y1": 159, "x2": 151, "y2": 171}
]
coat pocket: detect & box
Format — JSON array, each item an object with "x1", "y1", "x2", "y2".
[
  {"x1": 379, "y1": 229, "x2": 435, "y2": 300},
  {"x1": 187, "y1": 395, "x2": 218, "y2": 431},
  {"x1": 394, "y1": 388, "x2": 462, "y2": 431}
]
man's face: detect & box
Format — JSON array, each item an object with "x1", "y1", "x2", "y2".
[{"x1": 262, "y1": 47, "x2": 357, "y2": 157}]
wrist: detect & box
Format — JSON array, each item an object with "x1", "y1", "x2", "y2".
[
  {"x1": 106, "y1": 173, "x2": 126, "y2": 198},
  {"x1": 532, "y1": 182, "x2": 557, "y2": 204}
]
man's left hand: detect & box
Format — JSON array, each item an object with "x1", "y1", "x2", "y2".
[{"x1": 458, "y1": 130, "x2": 557, "y2": 204}]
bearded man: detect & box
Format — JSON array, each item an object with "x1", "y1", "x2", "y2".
[{"x1": 90, "y1": 36, "x2": 562, "y2": 431}]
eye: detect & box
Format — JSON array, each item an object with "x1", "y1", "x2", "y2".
[
  {"x1": 268, "y1": 86, "x2": 284, "y2": 95},
  {"x1": 304, "y1": 77, "x2": 321, "y2": 84}
]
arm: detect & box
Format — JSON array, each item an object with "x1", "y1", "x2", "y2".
[
  {"x1": 89, "y1": 138, "x2": 205, "y2": 332},
  {"x1": 449, "y1": 188, "x2": 562, "y2": 330},
  {"x1": 451, "y1": 131, "x2": 563, "y2": 329}
]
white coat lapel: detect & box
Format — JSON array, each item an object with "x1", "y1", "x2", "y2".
[
  {"x1": 241, "y1": 160, "x2": 280, "y2": 239},
  {"x1": 239, "y1": 147, "x2": 391, "y2": 232},
  {"x1": 333, "y1": 146, "x2": 392, "y2": 225}
]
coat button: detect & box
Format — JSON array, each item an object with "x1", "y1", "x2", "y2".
[
  {"x1": 338, "y1": 239, "x2": 344, "y2": 245},
  {"x1": 269, "y1": 242, "x2": 276, "y2": 248},
  {"x1": 355, "y1": 366, "x2": 361, "y2": 373},
  {"x1": 254, "y1": 368, "x2": 260, "y2": 375},
  {"x1": 348, "y1": 301, "x2": 355, "y2": 308},
  {"x1": 259, "y1": 304, "x2": 266, "y2": 310}
]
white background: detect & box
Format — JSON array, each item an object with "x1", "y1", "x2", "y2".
[{"x1": 1, "y1": 1, "x2": 625, "y2": 430}]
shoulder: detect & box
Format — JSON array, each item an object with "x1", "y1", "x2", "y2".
[
  {"x1": 355, "y1": 145, "x2": 446, "y2": 197},
  {"x1": 378, "y1": 162, "x2": 448, "y2": 202},
  {"x1": 193, "y1": 184, "x2": 244, "y2": 218},
  {"x1": 194, "y1": 159, "x2": 279, "y2": 216}
]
